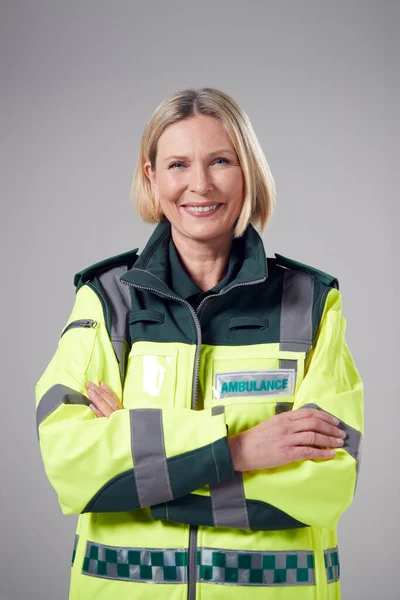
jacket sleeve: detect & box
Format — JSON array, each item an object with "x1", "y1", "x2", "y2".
[
  {"x1": 151, "y1": 287, "x2": 364, "y2": 531},
  {"x1": 35, "y1": 283, "x2": 235, "y2": 516}
]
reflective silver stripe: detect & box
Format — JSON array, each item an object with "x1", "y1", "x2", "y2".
[
  {"x1": 276, "y1": 359, "x2": 297, "y2": 415},
  {"x1": 324, "y1": 546, "x2": 340, "y2": 583},
  {"x1": 280, "y1": 270, "x2": 314, "y2": 354},
  {"x1": 279, "y1": 358, "x2": 297, "y2": 386},
  {"x1": 98, "y1": 264, "x2": 132, "y2": 383},
  {"x1": 300, "y1": 403, "x2": 362, "y2": 462},
  {"x1": 36, "y1": 383, "x2": 90, "y2": 437},
  {"x1": 354, "y1": 434, "x2": 364, "y2": 493},
  {"x1": 275, "y1": 401, "x2": 293, "y2": 414},
  {"x1": 210, "y1": 472, "x2": 250, "y2": 529},
  {"x1": 209, "y1": 393, "x2": 249, "y2": 528},
  {"x1": 82, "y1": 541, "x2": 319, "y2": 586},
  {"x1": 209, "y1": 405, "x2": 250, "y2": 528},
  {"x1": 276, "y1": 272, "x2": 313, "y2": 414},
  {"x1": 130, "y1": 408, "x2": 173, "y2": 507}
]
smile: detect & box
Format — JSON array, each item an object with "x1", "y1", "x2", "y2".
[{"x1": 182, "y1": 203, "x2": 222, "y2": 216}]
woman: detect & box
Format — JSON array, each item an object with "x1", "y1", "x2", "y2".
[{"x1": 35, "y1": 87, "x2": 364, "y2": 600}]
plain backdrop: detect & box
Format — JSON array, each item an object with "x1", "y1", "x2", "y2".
[{"x1": 1, "y1": 1, "x2": 397, "y2": 599}]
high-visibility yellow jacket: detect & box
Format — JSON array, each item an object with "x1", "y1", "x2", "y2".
[{"x1": 35, "y1": 218, "x2": 364, "y2": 600}]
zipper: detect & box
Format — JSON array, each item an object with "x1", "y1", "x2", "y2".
[
  {"x1": 121, "y1": 271, "x2": 266, "y2": 600},
  {"x1": 60, "y1": 319, "x2": 98, "y2": 337},
  {"x1": 87, "y1": 281, "x2": 112, "y2": 334}
]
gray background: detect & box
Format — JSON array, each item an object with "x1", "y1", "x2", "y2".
[{"x1": 1, "y1": 1, "x2": 396, "y2": 598}]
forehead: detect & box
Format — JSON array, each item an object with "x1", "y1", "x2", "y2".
[{"x1": 157, "y1": 115, "x2": 235, "y2": 156}]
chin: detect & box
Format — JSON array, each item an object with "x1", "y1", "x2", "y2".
[{"x1": 184, "y1": 225, "x2": 233, "y2": 243}]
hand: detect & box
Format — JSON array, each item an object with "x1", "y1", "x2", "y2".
[
  {"x1": 85, "y1": 381, "x2": 123, "y2": 418},
  {"x1": 228, "y1": 408, "x2": 346, "y2": 472}
]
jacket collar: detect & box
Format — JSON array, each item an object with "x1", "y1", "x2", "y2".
[{"x1": 120, "y1": 217, "x2": 268, "y2": 298}]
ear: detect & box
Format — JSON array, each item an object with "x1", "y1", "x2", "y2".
[{"x1": 143, "y1": 161, "x2": 156, "y2": 188}]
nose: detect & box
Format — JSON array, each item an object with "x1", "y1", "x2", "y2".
[{"x1": 188, "y1": 162, "x2": 213, "y2": 195}]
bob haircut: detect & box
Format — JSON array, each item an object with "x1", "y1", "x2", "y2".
[{"x1": 132, "y1": 87, "x2": 276, "y2": 238}]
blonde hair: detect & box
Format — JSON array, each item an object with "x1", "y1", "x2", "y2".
[{"x1": 132, "y1": 87, "x2": 276, "y2": 237}]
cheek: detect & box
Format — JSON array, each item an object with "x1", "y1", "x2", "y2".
[
  {"x1": 222, "y1": 169, "x2": 244, "y2": 207},
  {"x1": 158, "y1": 173, "x2": 185, "y2": 201}
]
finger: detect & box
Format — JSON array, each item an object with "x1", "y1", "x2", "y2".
[
  {"x1": 289, "y1": 445, "x2": 336, "y2": 461},
  {"x1": 87, "y1": 386, "x2": 114, "y2": 418},
  {"x1": 291, "y1": 417, "x2": 345, "y2": 440},
  {"x1": 288, "y1": 408, "x2": 340, "y2": 426},
  {"x1": 89, "y1": 403, "x2": 105, "y2": 418},
  {"x1": 86, "y1": 381, "x2": 121, "y2": 412},
  {"x1": 290, "y1": 431, "x2": 345, "y2": 449},
  {"x1": 99, "y1": 381, "x2": 122, "y2": 410}
]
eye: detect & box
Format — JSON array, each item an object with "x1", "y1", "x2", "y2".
[{"x1": 168, "y1": 157, "x2": 231, "y2": 170}]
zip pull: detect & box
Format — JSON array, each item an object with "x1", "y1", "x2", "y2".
[{"x1": 61, "y1": 319, "x2": 98, "y2": 337}]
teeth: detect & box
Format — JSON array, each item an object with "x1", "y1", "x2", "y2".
[{"x1": 185, "y1": 204, "x2": 219, "y2": 213}]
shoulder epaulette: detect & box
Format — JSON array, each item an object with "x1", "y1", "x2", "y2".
[
  {"x1": 73, "y1": 248, "x2": 139, "y2": 290},
  {"x1": 274, "y1": 253, "x2": 339, "y2": 290}
]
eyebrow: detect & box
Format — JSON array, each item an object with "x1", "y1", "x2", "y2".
[{"x1": 162, "y1": 149, "x2": 237, "y2": 163}]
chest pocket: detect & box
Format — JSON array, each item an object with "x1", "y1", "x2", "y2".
[
  {"x1": 121, "y1": 309, "x2": 176, "y2": 408},
  {"x1": 123, "y1": 342, "x2": 178, "y2": 409},
  {"x1": 201, "y1": 345, "x2": 306, "y2": 434},
  {"x1": 202, "y1": 269, "x2": 315, "y2": 433},
  {"x1": 204, "y1": 345, "x2": 306, "y2": 406}
]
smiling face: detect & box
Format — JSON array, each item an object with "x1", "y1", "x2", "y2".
[{"x1": 144, "y1": 114, "x2": 244, "y2": 246}]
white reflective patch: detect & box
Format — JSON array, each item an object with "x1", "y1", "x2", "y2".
[
  {"x1": 214, "y1": 370, "x2": 295, "y2": 399},
  {"x1": 142, "y1": 355, "x2": 170, "y2": 397}
]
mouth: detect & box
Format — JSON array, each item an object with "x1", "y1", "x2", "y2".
[{"x1": 181, "y1": 203, "x2": 223, "y2": 216}]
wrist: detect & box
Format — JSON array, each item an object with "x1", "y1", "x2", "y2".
[{"x1": 228, "y1": 433, "x2": 247, "y2": 472}]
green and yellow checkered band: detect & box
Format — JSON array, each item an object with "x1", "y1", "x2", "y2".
[
  {"x1": 80, "y1": 541, "x2": 339, "y2": 586},
  {"x1": 324, "y1": 547, "x2": 340, "y2": 583},
  {"x1": 199, "y1": 548, "x2": 314, "y2": 585},
  {"x1": 82, "y1": 542, "x2": 187, "y2": 583}
]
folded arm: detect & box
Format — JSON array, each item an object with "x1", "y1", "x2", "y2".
[
  {"x1": 36, "y1": 284, "x2": 235, "y2": 515},
  {"x1": 151, "y1": 287, "x2": 364, "y2": 530}
]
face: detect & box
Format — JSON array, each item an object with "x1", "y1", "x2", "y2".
[{"x1": 144, "y1": 114, "x2": 244, "y2": 245}]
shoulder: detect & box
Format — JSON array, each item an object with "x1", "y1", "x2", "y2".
[
  {"x1": 268, "y1": 252, "x2": 339, "y2": 290},
  {"x1": 268, "y1": 253, "x2": 340, "y2": 347},
  {"x1": 73, "y1": 247, "x2": 139, "y2": 291}
]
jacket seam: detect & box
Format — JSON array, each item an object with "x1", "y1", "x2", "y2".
[{"x1": 211, "y1": 440, "x2": 221, "y2": 483}]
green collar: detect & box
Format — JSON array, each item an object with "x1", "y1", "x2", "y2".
[
  {"x1": 120, "y1": 217, "x2": 268, "y2": 298},
  {"x1": 168, "y1": 236, "x2": 202, "y2": 299},
  {"x1": 168, "y1": 233, "x2": 246, "y2": 301}
]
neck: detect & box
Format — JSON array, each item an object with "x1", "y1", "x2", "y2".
[{"x1": 171, "y1": 228, "x2": 233, "y2": 292}]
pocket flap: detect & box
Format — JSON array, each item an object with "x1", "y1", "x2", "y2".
[
  {"x1": 129, "y1": 310, "x2": 164, "y2": 325},
  {"x1": 229, "y1": 316, "x2": 269, "y2": 330}
]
